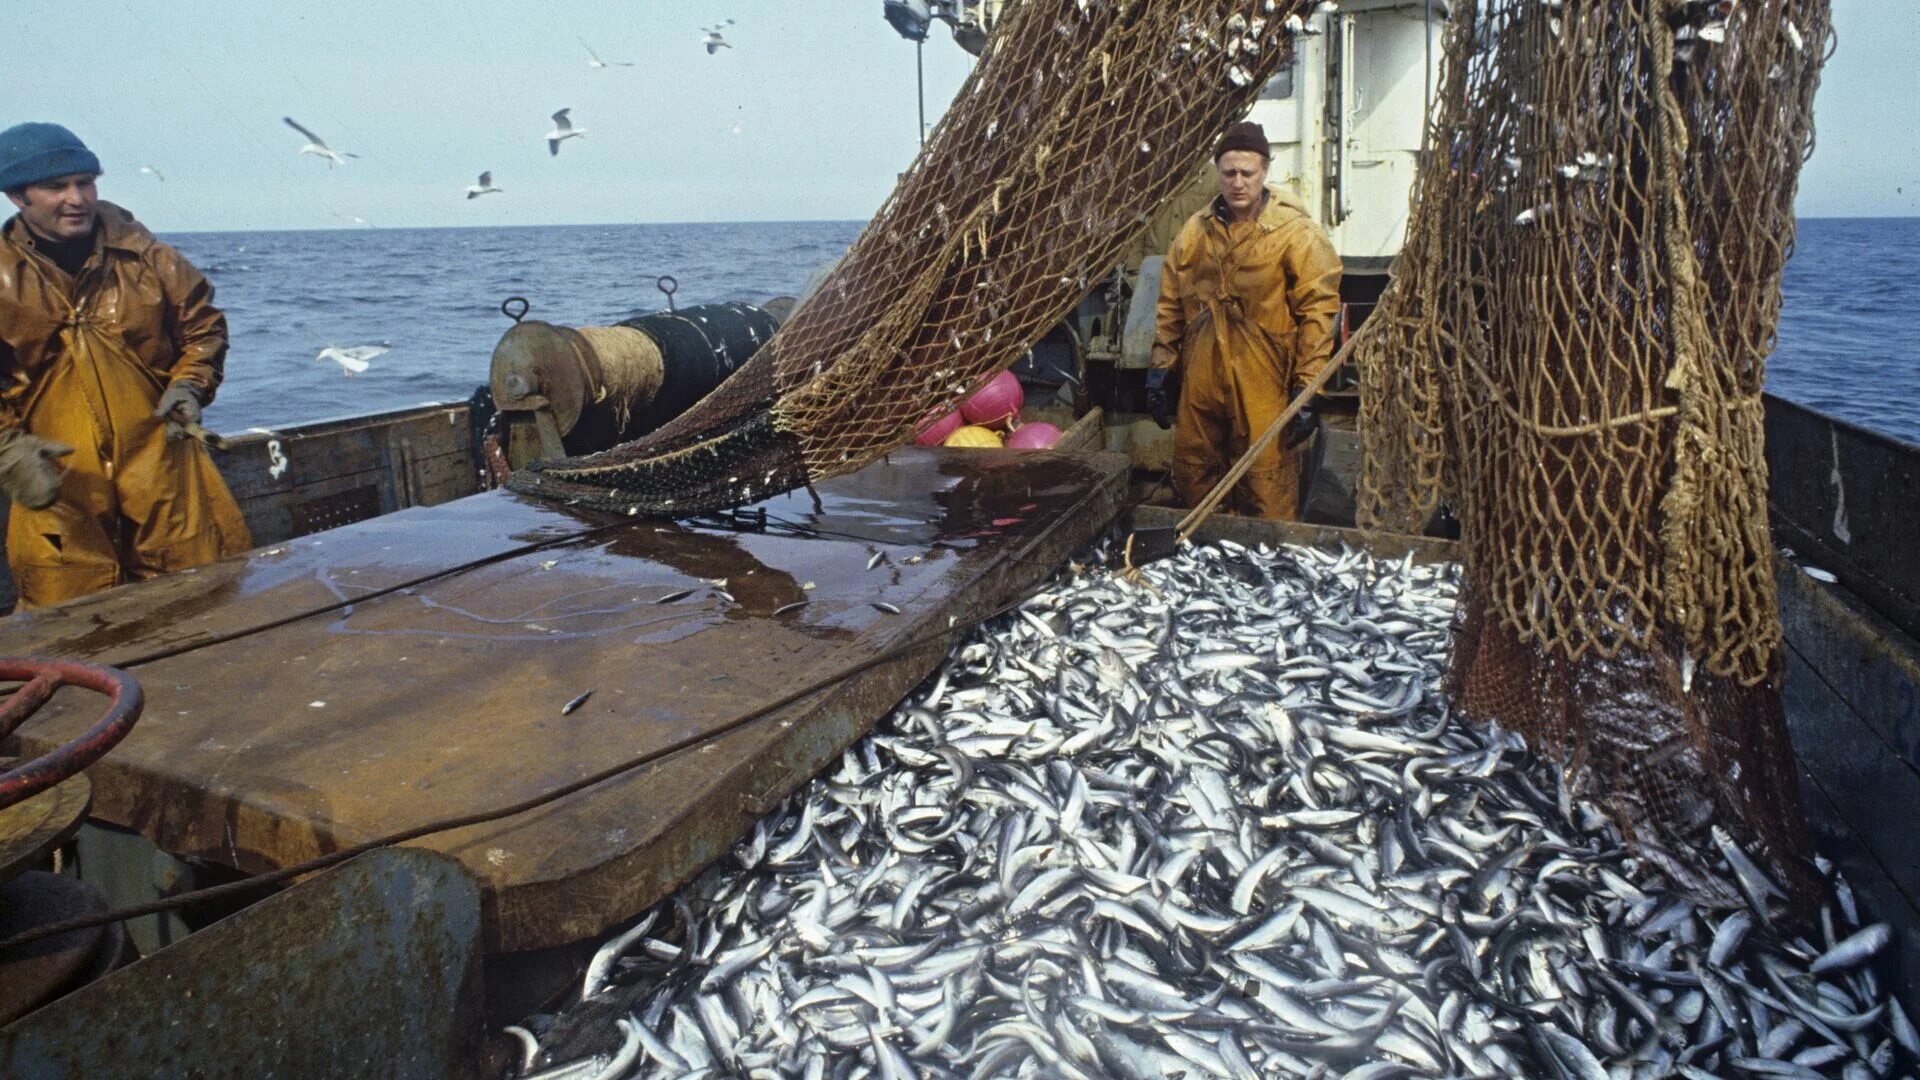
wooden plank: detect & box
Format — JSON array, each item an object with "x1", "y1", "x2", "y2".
[
  {"x1": 1765, "y1": 393, "x2": 1920, "y2": 639},
  {"x1": 1057, "y1": 406, "x2": 1105, "y2": 452},
  {"x1": 1782, "y1": 646, "x2": 1920, "y2": 912},
  {"x1": 217, "y1": 404, "x2": 471, "y2": 503},
  {"x1": 1775, "y1": 561, "x2": 1920, "y2": 783},
  {"x1": 1128, "y1": 504, "x2": 1459, "y2": 565},
  {"x1": 0, "y1": 490, "x2": 626, "y2": 668},
  {"x1": 0, "y1": 449, "x2": 1131, "y2": 952}
]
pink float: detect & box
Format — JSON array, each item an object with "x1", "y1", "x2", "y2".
[
  {"x1": 961, "y1": 371, "x2": 1025, "y2": 429},
  {"x1": 915, "y1": 410, "x2": 964, "y2": 447},
  {"x1": 1006, "y1": 422, "x2": 1063, "y2": 450}
]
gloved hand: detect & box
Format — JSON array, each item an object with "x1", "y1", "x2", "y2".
[
  {"x1": 1283, "y1": 394, "x2": 1323, "y2": 449},
  {"x1": 1145, "y1": 367, "x2": 1175, "y2": 430},
  {"x1": 153, "y1": 381, "x2": 204, "y2": 441},
  {"x1": 0, "y1": 430, "x2": 74, "y2": 510}
]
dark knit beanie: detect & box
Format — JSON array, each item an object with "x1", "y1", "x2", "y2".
[
  {"x1": 1214, "y1": 121, "x2": 1270, "y2": 162},
  {"x1": 0, "y1": 123, "x2": 101, "y2": 191}
]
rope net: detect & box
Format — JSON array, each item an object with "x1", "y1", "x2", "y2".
[
  {"x1": 509, "y1": 0, "x2": 1312, "y2": 514},
  {"x1": 1353, "y1": 0, "x2": 1831, "y2": 899}
]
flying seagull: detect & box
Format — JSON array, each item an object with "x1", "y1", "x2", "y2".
[
  {"x1": 283, "y1": 117, "x2": 357, "y2": 168},
  {"x1": 581, "y1": 40, "x2": 633, "y2": 68},
  {"x1": 316, "y1": 344, "x2": 388, "y2": 376},
  {"x1": 703, "y1": 24, "x2": 734, "y2": 53},
  {"x1": 139, "y1": 165, "x2": 166, "y2": 182},
  {"x1": 465, "y1": 171, "x2": 502, "y2": 199},
  {"x1": 546, "y1": 109, "x2": 586, "y2": 156}
]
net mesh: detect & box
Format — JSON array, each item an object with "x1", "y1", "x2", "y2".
[
  {"x1": 1353, "y1": 0, "x2": 1831, "y2": 898},
  {"x1": 509, "y1": 0, "x2": 1312, "y2": 514}
]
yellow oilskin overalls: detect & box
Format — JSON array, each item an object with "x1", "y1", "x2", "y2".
[
  {"x1": 0, "y1": 202, "x2": 250, "y2": 607},
  {"x1": 1154, "y1": 185, "x2": 1342, "y2": 520}
]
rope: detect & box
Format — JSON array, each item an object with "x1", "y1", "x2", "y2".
[
  {"x1": 575, "y1": 325, "x2": 664, "y2": 432},
  {"x1": 1347, "y1": 0, "x2": 1832, "y2": 900},
  {"x1": 508, "y1": 1, "x2": 1323, "y2": 517}
]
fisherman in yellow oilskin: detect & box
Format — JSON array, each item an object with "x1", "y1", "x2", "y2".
[
  {"x1": 1149, "y1": 120, "x2": 1342, "y2": 520},
  {"x1": 0, "y1": 122, "x2": 250, "y2": 608}
]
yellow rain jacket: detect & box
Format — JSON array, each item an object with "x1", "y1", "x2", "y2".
[
  {"x1": 1155, "y1": 185, "x2": 1342, "y2": 520},
  {"x1": 0, "y1": 202, "x2": 250, "y2": 607}
]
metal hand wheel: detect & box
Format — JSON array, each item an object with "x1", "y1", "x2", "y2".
[{"x1": 0, "y1": 659, "x2": 143, "y2": 813}]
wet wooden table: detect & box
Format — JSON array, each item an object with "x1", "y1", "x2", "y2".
[{"x1": 0, "y1": 449, "x2": 1128, "y2": 951}]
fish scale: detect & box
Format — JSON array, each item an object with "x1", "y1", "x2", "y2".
[{"x1": 508, "y1": 540, "x2": 1911, "y2": 1080}]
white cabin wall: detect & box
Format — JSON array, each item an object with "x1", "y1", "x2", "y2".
[{"x1": 1250, "y1": 0, "x2": 1444, "y2": 273}]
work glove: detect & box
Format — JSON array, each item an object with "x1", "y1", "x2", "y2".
[
  {"x1": 1283, "y1": 394, "x2": 1323, "y2": 450},
  {"x1": 153, "y1": 381, "x2": 204, "y2": 441},
  {"x1": 0, "y1": 430, "x2": 74, "y2": 511},
  {"x1": 1145, "y1": 367, "x2": 1176, "y2": 430}
]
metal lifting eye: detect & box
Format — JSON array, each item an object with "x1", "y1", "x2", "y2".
[
  {"x1": 500, "y1": 296, "x2": 530, "y2": 324},
  {"x1": 656, "y1": 276, "x2": 679, "y2": 313}
]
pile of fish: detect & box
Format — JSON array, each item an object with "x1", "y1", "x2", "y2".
[{"x1": 506, "y1": 540, "x2": 1915, "y2": 1079}]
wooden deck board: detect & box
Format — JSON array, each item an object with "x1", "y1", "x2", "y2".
[{"x1": 0, "y1": 448, "x2": 1129, "y2": 951}]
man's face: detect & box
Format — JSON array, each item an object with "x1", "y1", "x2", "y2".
[
  {"x1": 1216, "y1": 151, "x2": 1269, "y2": 217},
  {"x1": 6, "y1": 173, "x2": 100, "y2": 242}
]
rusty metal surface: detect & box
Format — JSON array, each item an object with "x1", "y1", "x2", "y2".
[
  {"x1": 0, "y1": 449, "x2": 1129, "y2": 952},
  {"x1": 0, "y1": 848, "x2": 485, "y2": 1079},
  {"x1": 0, "y1": 765, "x2": 88, "y2": 883},
  {"x1": 0, "y1": 660, "x2": 143, "y2": 813},
  {"x1": 0, "y1": 873, "x2": 109, "y2": 1027}
]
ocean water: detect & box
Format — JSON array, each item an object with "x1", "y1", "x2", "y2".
[
  {"x1": 163, "y1": 216, "x2": 1920, "y2": 446},
  {"x1": 167, "y1": 221, "x2": 863, "y2": 434}
]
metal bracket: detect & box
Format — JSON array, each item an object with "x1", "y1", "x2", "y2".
[{"x1": 532, "y1": 407, "x2": 568, "y2": 462}]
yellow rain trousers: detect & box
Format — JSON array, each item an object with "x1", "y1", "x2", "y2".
[
  {"x1": 1155, "y1": 186, "x2": 1342, "y2": 520},
  {"x1": 0, "y1": 205, "x2": 250, "y2": 607}
]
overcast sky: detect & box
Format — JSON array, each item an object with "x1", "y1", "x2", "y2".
[{"x1": 11, "y1": 0, "x2": 1916, "y2": 232}]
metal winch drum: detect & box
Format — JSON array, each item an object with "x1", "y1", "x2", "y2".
[{"x1": 490, "y1": 285, "x2": 789, "y2": 460}]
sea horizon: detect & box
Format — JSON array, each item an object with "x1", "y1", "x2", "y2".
[{"x1": 150, "y1": 212, "x2": 1920, "y2": 238}]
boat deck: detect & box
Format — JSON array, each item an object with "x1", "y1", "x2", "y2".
[{"x1": 0, "y1": 448, "x2": 1129, "y2": 953}]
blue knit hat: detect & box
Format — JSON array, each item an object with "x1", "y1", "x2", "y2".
[{"x1": 0, "y1": 123, "x2": 102, "y2": 191}]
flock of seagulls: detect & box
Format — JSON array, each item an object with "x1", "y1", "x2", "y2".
[
  {"x1": 274, "y1": 19, "x2": 740, "y2": 201},
  {"x1": 261, "y1": 22, "x2": 742, "y2": 375}
]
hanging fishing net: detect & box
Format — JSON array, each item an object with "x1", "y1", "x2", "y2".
[
  {"x1": 508, "y1": 0, "x2": 1313, "y2": 514},
  {"x1": 1352, "y1": 0, "x2": 1832, "y2": 901}
]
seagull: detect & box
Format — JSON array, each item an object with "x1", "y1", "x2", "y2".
[
  {"x1": 465, "y1": 171, "x2": 503, "y2": 199},
  {"x1": 545, "y1": 109, "x2": 586, "y2": 156},
  {"x1": 725, "y1": 118, "x2": 745, "y2": 136},
  {"x1": 702, "y1": 24, "x2": 733, "y2": 53},
  {"x1": 139, "y1": 165, "x2": 166, "y2": 182},
  {"x1": 581, "y1": 39, "x2": 633, "y2": 68},
  {"x1": 316, "y1": 345, "x2": 388, "y2": 376},
  {"x1": 283, "y1": 117, "x2": 357, "y2": 168}
]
